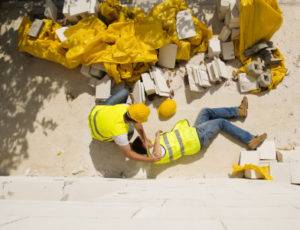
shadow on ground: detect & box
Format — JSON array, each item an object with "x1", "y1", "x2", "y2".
[{"x1": 0, "y1": 1, "x2": 91, "y2": 175}]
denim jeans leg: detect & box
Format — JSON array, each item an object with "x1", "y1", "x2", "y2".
[
  {"x1": 103, "y1": 88, "x2": 129, "y2": 105},
  {"x1": 196, "y1": 118, "x2": 253, "y2": 147},
  {"x1": 194, "y1": 107, "x2": 239, "y2": 126}
]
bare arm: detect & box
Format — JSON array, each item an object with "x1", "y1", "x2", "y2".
[
  {"x1": 152, "y1": 130, "x2": 162, "y2": 157},
  {"x1": 119, "y1": 144, "x2": 161, "y2": 162},
  {"x1": 134, "y1": 122, "x2": 153, "y2": 148}
]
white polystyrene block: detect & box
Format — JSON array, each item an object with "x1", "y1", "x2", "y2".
[
  {"x1": 176, "y1": 10, "x2": 196, "y2": 39},
  {"x1": 221, "y1": 41, "x2": 235, "y2": 60},
  {"x1": 28, "y1": 19, "x2": 44, "y2": 38},
  {"x1": 258, "y1": 140, "x2": 276, "y2": 160},
  {"x1": 158, "y1": 44, "x2": 178, "y2": 69}
]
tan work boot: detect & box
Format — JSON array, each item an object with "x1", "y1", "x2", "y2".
[
  {"x1": 248, "y1": 133, "x2": 267, "y2": 150},
  {"x1": 239, "y1": 96, "x2": 248, "y2": 118}
]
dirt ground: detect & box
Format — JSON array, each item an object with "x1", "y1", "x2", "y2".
[{"x1": 0, "y1": 0, "x2": 299, "y2": 178}]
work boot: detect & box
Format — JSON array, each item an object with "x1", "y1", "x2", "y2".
[
  {"x1": 238, "y1": 96, "x2": 248, "y2": 118},
  {"x1": 247, "y1": 133, "x2": 267, "y2": 150}
]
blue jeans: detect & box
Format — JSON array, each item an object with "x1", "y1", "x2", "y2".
[
  {"x1": 102, "y1": 83, "x2": 129, "y2": 105},
  {"x1": 194, "y1": 107, "x2": 254, "y2": 147}
]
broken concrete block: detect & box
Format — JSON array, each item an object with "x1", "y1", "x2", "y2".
[
  {"x1": 151, "y1": 67, "x2": 170, "y2": 97},
  {"x1": 132, "y1": 80, "x2": 145, "y2": 103},
  {"x1": 158, "y1": 44, "x2": 178, "y2": 69},
  {"x1": 217, "y1": 0, "x2": 230, "y2": 20},
  {"x1": 290, "y1": 162, "x2": 300, "y2": 184},
  {"x1": 214, "y1": 57, "x2": 229, "y2": 80},
  {"x1": 221, "y1": 41, "x2": 235, "y2": 60},
  {"x1": 225, "y1": 0, "x2": 240, "y2": 29},
  {"x1": 141, "y1": 73, "x2": 156, "y2": 96},
  {"x1": 258, "y1": 140, "x2": 276, "y2": 160},
  {"x1": 208, "y1": 36, "x2": 221, "y2": 58},
  {"x1": 269, "y1": 162, "x2": 291, "y2": 183},
  {"x1": 276, "y1": 149, "x2": 300, "y2": 163},
  {"x1": 257, "y1": 70, "x2": 272, "y2": 88},
  {"x1": 239, "y1": 150, "x2": 260, "y2": 166},
  {"x1": 211, "y1": 60, "x2": 222, "y2": 83},
  {"x1": 69, "y1": 0, "x2": 90, "y2": 17},
  {"x1": 218, "y1": 26, "x2": 231, "y2": 42},
  {"x1": 95, "y1": 75, "x2": 111, "y2": 100},
  {"x1": 187, "y1": 53, "x2": 205, "y2": 65},
  {"x1": 176, "y1": 10, "x2": 196, "y2": 39},
  {"x1": 55, "y1": 27, "x2": 69, "y2": 43},
  {"x1": 196, "y1": 64, "x2": 211, "y2": 88},
  {"x1": 238, "y1": 73, "x2": 259, "y2": 93},
  {"x1": 44, "y1": 0, "x2": 57, "y2": 21},
  {"x1": 28, "y1": 19, "x2": 44, "y2": 38},
  {"x1": 231, "y1": 28, "x2": 240, "y2": 40},
  {"x1": 186, "y1": 66, "x2": 201, "y2": 92}
]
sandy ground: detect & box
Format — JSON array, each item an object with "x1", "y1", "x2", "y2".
[{"x1": 0, "y1": 0, "x2": 299, "y2": 178}]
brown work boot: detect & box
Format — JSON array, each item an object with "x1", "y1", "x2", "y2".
[
  {"x1": 238, "y1": 96, "x2": 248, "y2": 118},
  {"x1": 248, "y1": 133, "x2": 267, "y2": 150}
]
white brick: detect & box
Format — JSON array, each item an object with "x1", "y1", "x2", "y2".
[
  {"x1": 208, "y1": 36, "x2": 221, "y2": 58},
  {"x1": 211, "y1": 60, "x2": 222, "y2": 82},
  {"x1": 55, "y1": 27, "x2": 69, "y2": 42},
  {"x1": 270, "y1": 162, "x2": 291, "y2": 183},
  {"x1": 28, "y1": 19, "x2": 44, "y2": 38},
  {"x1": 176, "y1": 10, "x2": 196, "y2": 39},
  {"x1": 238, "y1": 73, "x2": 259, "y2": 93},
  {"x1": 218, "y1": 26, "x2": 231, "y2": 42},
  {"x1": 158, "y1": 44, "x2": 178, "y2": 69},
  {"x1": 258, "y1": 140, "x2": 276, "y2": 160},
  {"x1": 239, "y1": 150, "x2": 260, "y2": 165},
  {"x1": 95, "y1": 75, "x2": 111, "y2": 100},
  {"x1": 291, "y1": 162, "x2": 300, "y2": 184},
  {"x1": 221, "y1": 41, "x2": 235, "y2": 60},
  {"x1": 141, "y1": 73, "x2": 156, "y2": 95}
]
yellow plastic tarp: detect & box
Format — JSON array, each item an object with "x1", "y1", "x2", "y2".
[
  {"x1": 232, "y1": 163, "x2": 273, "y2": 180},
  {"x1": 237, "y1": 0, "x2": 286, "y2": 91}
]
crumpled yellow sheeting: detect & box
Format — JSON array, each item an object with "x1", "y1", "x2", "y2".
[
  {"x1": 232, "y1": 163, "x2": 273, "y2": 180},
  {"x1": 18, "y1": 17, "x2": 79, "y2": 69},
  {"x1": 237, "y1": 0, "x2": 286, "y2": 92}
]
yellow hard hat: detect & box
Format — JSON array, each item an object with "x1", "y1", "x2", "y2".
[
  {"x1": 158, "y1": 98, "x2": 177, "y2": 119},
  {"x1": 128, "y1": 103, "x2": 150, "y2": 123}
]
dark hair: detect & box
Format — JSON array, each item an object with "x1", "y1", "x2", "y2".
[
  {"x1": 124, "y1": 112, "x2": 137, "y2": 123},
  {"x1": 131, "y1": 137, "x2": 147, "y2": 155}
]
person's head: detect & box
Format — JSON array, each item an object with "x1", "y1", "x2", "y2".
[
  {"x1": 130, "y1": 137, "x2": 147, "y2": 155},
  {"x1": 127, "y1": 103, "x2": 150, "y2": 123}
]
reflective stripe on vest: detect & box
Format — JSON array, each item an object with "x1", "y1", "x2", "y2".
[
  {"x1": 174, "y1": 129, "x2": 185, "y2": 156},
  {"x1": 163, "y1": 133, "x2": 174, "y2": 160}
]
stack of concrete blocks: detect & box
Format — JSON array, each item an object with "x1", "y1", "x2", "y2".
[
  {"x1": 150, "y1": 67, "x2": 171, "y2": 97},
  {"x1": 63, "y1": 0, "x2": 99, "y2": 22},
  {"x1": 44, "y1": 0, "x2": 58, "y2": 21},
  {"x1": 176, "y1": 10, "x2": 196, "y2": 39},
  {"x1": 55, "y1": 27, "x2": 69, "y2": 43},
  {"x1": 132, "y1": 80, "x2": 146, "y2": 103},
  {"x1": 238, "y1": 72, "x2": 259, "y2": 93},
  {"x1": 28, "y1": 19, "x2": 45, "y2": 38},
  {"x1": 158, "y1": 44, "x2": 178, "y2": 69},
  {"x1": 141, "y1": 73, "x2": 156, "y2": 96}
]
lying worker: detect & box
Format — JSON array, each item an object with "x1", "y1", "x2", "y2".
[{"x1": 131, "y1": 97, "x2": 267, "y2": 164}]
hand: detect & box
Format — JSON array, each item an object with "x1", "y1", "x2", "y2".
[
  {"x1": 143, "y1": 138, "x2": 153, "y2": 149},
  {"x1": 155, "y1": 130, "x2": 163, "y2": 137},
  {"x1": 149, "y1": 154, "x2": 162, "y2": 162}
]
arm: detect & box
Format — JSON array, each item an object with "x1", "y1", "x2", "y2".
[
  {"x1": 133, "y1": 122, "x2": 153, "y2": 148},
  {"x1": 152, "y1": 130, "x2": 162, "y2": 157},
  {"x1": 119, "y1": 144, "x2": 161, "y2": 162}
]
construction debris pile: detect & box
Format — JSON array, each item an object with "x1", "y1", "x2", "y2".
[{"x1": 232, "y1": 141, "x2": 300, "y2": 184}]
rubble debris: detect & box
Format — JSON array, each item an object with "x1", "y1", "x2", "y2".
[
  {"x1": 55, "y1": 26, "x2": 69, "y2": 42},
  {"x1": 150, "y1": 67, "x2": 171, "y2": 97},
  {"x1": 132, "y1": 80, "x2": 145, "y2": 103},
  {"x1": 218, "y1": 26, "x2": 231, "y2": 42},
  {"x1": 176, "y1": 10, "x2": 196, "y2": 39},
  {"x1": 213, "y1": 57, "x2": 229, "y2": 80},
  {"x1": 244, "y1": 41, "x2": 273, "y2": 57},
  {"x1": 141, "y1": 73, "x2": 156, "y2": 96},
  {"x1": 208, "y1": 36, "x2": 221, "y2": 58},
  {"x1": 221, "y1": 41, "x2": 235, "y2": 60},
  {"x1": 28, "y1": 19, "x2": 44, "y2": 38},
  {"x1": 186, "y1": 66, "x2": 202, "y2": 92},
  {"x1": 247, "y1": 58, "x2": 265, "y2": 78},
  {"x1": 44, "y1": 0, "x2": 58, "y2": 21},
  {"x1": 238, "y1": 73, "x2": 259, "y2": 93},
  {"x1": 95, "y1": 75, "x2": 111, "y2": 102},
  {"x1": 158, "y1": 44, "x2": 178, "y2": 69},
  {"x1": 257, "y1": 70, "x2": 272, "y2": 88}
]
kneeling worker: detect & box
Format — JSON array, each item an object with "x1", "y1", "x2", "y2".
[
  {"x1": 88, "y1": 103, "x2": 162, "y2": 162},
  {"x1": 132, "y1": 97, "x2": 267, "y2": 164}
]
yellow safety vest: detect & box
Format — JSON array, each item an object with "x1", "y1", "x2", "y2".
[
  {"x1": 154, "y1": 119, "x2": 201, "y2": 164},
  {"x1": 88, "y1": 104, "x2": 129, "y2": 142}
]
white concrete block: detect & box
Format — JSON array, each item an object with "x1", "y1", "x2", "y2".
[
  {"x1": 95, "y1": 75, "x2": 111, "y2": 100},
  {"x1": 213, "y1": 57, "x2": 229, "y2": 80},
  {"x1": 28, "y1": 19, "x2": 44, "y2": 38},
  {"x1": 186, "y1": 66, "x2": 201, "y2": 92},
  {"x1": 151, "y1": 67, "x2": 170, "y2": 96},
  {"x1": 258, "y1": 140, "x2": 276, "y2": 160},
  {"x1": 238, "y1": 73, "x2": 259, "y2": 93},
  {"x1": 211, "y1": 60, "x2": 222, "y2": 82},
  {"x1": 89, "y1": 0, "x2": 99, "y2": 14},
  {"x1": 132, "y1": 80, "x2": 143, "y2": 103},
  {"x1": 176, "y1": 10, "x2": 196, "y2": 39},
  {"x1": 141, "y1": 73, "x2": 156, "y2": 95},
  {"x1": 208, "y1": 36, "x2": 221, "y2": 58},
  {"x1": 221, "y1": 41, "x2": 235, "y2": 60},
  {"x1": 55, "y1": 27, "x2": 69, "y2": 42},
  {"x1": 270, "y1": 162, "x2": 291, "y2": 183},
  {"x1": 196, "y1": 64, "x2": 211, "y2": 88},
  {"x1": 239, "y1": 150, "x2": 260, "y2": 166},
  {"x1": 187, "y1": 53, "x2": 205, "y2": 65},
  {"x1": 44, "y1": 0, "x2": 57, "y2": 21},
  {"x1": 140, "y1": 82, "x2": 146, "y2": 102},
  {"x1": 290, "y1": 162, "x2": 300, "y2": 184},
  {"x1": 231, "y1": 28, "x2": 240, "y2": 40},
  {"x1": 158, "y1": 44, "x2": 178, "y2": 69},
  {"x1": 218, "y1": 26, "x2": 231, "y2": 42},
  {"x1": 276, "y1": 148, "x2": 300, "y2": 162},
  {"x1": 69, "y1": 0, "x2": 90, "y2": 16}
]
